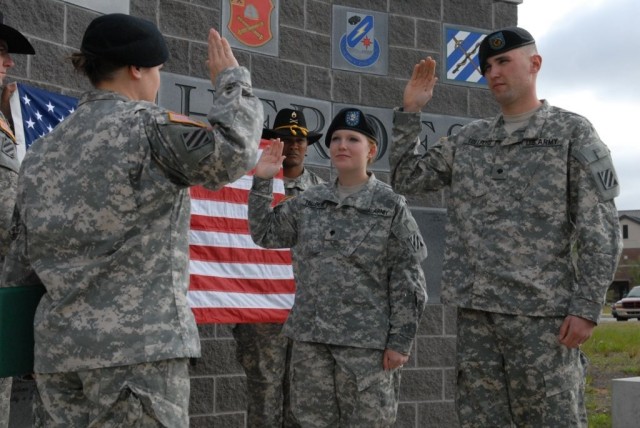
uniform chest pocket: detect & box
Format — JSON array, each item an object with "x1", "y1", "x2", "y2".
[
  {"x1": 453, "y1": 142, "x2": 563, "y2": 204},
  {"x1": 328, "y1": 211, "x2": 392, "y2": 269},
  {"x1": 452, "y1": 144, "x2": 495, "y2": 198}
]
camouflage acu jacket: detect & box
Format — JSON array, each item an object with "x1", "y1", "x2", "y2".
[
  {"x1": 2, "y1": 67, "x2": 263, "y2": 372},
  {"x1": 249, "y1": 174, "x2": 427, "y2": 354},
  {"x1": 391, "y1": 101, "x2": 622, "y2": 323},
  {"x1": 0, "y1": 110, "x2": 18, "y2": 262},
  {"x1": 284, "y1": 168, "x2": 324, "y2": 197}
]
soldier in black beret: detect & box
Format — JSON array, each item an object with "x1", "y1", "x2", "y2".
[
  {"x1": 247, "y1": 103, "x2": 426, "y2": 426},
  {"x1": 232, "y1": 107, "x2": 324, "y2": 428},
  {"x1": 395, "y1": 25, "x2": 621, "y2": 428},
  {"x1": 5, "y1": 13, "x2": 263, "y2": 427},
  {"x1": 0, "y1": 12, "x2": 35, "y2": 428},
  {"x1": 324, "y1": 107, "x2": 378, "y2": 148},
  {"x1": 478, "y1": 26, "x2": 535, "y2": 74}
]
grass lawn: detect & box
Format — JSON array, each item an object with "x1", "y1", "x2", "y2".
[{"x1": 582, "y1": 320, "x2": 640, "y2": 427}]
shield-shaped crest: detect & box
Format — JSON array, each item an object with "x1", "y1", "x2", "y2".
[
  {"x1": 339, "y1": 13, "x2": 380, "y2": 67},
  {"x1": 227, "y1": 0, "x2": 274, "y2": 47}
]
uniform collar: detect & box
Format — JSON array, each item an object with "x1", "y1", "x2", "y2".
[
  {"x1": 314, "y1": 172, "x2": 378, "y2": 209},
  {"x1": 490, "y1": 100, "x2": 551, "y2": 141}
]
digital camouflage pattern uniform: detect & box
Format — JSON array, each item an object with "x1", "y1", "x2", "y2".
[
  {"x1": 0, "y1": 110, "x2": 19, "y2": 428},
  {"x1": 1, "y1": 66, "x2": 262, "y2": 427},
  {"x1": 391, "y1": 101, "x2": 622, "y2": 427},
  {"x1": 233, "y1": 167, "x2": 324, "y2": 428},
  {"x1": 248, "y1": 173, "x2": 427, "y2": 427}
]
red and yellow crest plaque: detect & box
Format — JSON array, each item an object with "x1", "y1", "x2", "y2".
[{"x1": 227, "y1": 0, "x2": 274, "y2": 47}]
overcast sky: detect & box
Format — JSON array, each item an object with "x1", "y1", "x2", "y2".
[{"x1": 518, "y1": 0, "x2": 639, "y2": 210}]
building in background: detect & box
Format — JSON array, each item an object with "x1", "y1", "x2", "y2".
[{"x1": 611, "y1": 210, "x2": 640, "y2": 301}]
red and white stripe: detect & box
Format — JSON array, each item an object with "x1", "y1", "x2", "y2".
[{"x1": 187, "y1": 140, "x2": 294, "y2": 324}]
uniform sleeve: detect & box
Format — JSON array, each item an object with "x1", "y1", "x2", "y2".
[
  {"x1": 0, "y1": 166, "x2": 17, "y2": 258},
  {"x1": 144, "y1": 66, "x2": 263, "y2": 189},
  {"x1": 247, "y1": 176, "x2": 298, "y2": 249},
  {"x1": 390, "y1": 109, "x2": 454, "y2": 195},
  {"x1": 2, "y1": 205, "x2": 43, "y2": 288},
  {"x1": 568, "y1": 122, "x2": 622, "y2": 322},
  {"x1": 386, "y1": 201, "x2": 428, "y2": 354}
]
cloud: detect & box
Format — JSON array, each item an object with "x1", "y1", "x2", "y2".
[
  {"x1": 533, "y1": 0, "x2": 640, "y2": 101},
  {"x1": 520, "y1": 0, "x2": 639, "y2": 210}
]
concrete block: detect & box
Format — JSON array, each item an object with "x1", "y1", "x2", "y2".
[
  {"x1": 2, "y1": 0, "x2": 64, "y2": 44},
  {"x1": 389, "y1": 15, "x2": 415, "y2": 48},
  {"x1": 306, "y1": 1, "x2": 332, "y2": 34},
  {"x1": 189, "y1": 377, "x2": 215, "y2": 415},
  {"x1": 215, "y1": 376, "x2": 247, "y2": 412},
  {"x1": 418, "y1": 400, "x2": 459, "y2": 427},
  {"x1": 390, "y1": 0, "x2": 441, "y2": 20},
  {"x1": 410, "y1": 208, "x2": 447, "y2": 303},
  {"x1": 400, "y1": 368, "x2": 443, "y2": 401},
  {"x1": 252, "y1": 56, "x2": 305, "y2": 95},
  {"x1": 612, "y1": 377, "x2": 640, "y2": 428},
  {"x1": 189, "y1": 339, "x2": 243, "y2": 376},
  {"x1": 416, "y1": 19, "x2": 443, "y2": 52},
  {"x1": 417, "y1": 336, "x2": 456, "y2": 367},
  {"x1": 280, "y1": 27, "x2": 330, "y2": 68},
  {"x1": 418, "y1": 304, "x2": 444, "y2": 336},
  {"x1": 159, "y1": 0, "x2": 218, "y2": 42}
]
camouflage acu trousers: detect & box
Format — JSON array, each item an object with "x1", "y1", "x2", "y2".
[
  {"x1": 0, "y1": 377, "x2": 11, "y2": 428},
  {"x1": 456, "y1": 308, "x2": 587, "y2": 428},
  {"x1": 232, "y1": 323, "x2": 297, "y2": 428},
  {"x1": 289, "y1": 340, "x2": 400, "y2": 427},
  {"x1": 33, "y1": 358, "x2": 190, "y2": 427}
]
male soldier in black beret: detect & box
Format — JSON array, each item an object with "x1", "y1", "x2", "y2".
[
  {"x1": 0, "y1": 12, "x2": 34, "y2": 428},
  {"x1": 233, "y1": 108, "x2": 324, "y2": 428},
  {"x1": 393, "y1": 27, "x2": 621, "y2": 427}
]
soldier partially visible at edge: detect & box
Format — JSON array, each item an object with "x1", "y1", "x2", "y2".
[
  {"x1": 1, "y1": 13, "x2": 262, "y2": 427},
  {"x1": 248, "y1": 108, "x2": 427, "y2": 426},
  {"x1": 232, "y1": 108, "x2": 324, "y2": 428},
  {"x1": 0, "y1": 12, "x2": 34, "y2": 428},
  {"x1": 391, "y1": 27, "x2": 622, "y2": 427}
]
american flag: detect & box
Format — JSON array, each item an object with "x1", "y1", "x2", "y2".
[
  {"x1": 11, "y1": 84, "x2": 294, "y2": 324},
  {"x1": 188, "y1": 145, "x2": 295, "y2": 324},
  {"x1": 11, "y1": 83, "x2": 77, "y2": 160}
]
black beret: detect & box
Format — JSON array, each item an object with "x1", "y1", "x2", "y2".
[
  {"x1": 0, "y1": 13, "x2": 35, "y2": 55},
  {"x1": 324, "y1": 108, "x2": 377, "y2": 148},
  {"x1": 262, "y1": 108, "x2": 322, "y2": 145},
  {"x1": 81, "y1": 13, "x2": 168, "y2": 67},
  {"x1": 479, "y1": 27, "x2": 535, "y2": 74}
]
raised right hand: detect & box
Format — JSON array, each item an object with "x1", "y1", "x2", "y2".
[
  {"x1": 254, "y1": 139, "x2": 285, "y2": 179},
  {"x1": 207, "y1": 29, "x2": 239, "y2": 84},
  {"x1": 403, "y1": 57, "x2": 438, "y2": 113}
]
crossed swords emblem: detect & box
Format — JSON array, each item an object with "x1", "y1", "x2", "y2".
[
  {"x1": 237, "y1": 11, "x2": 264, "y2": 40},
  {"x1": 452, "y1": 36, "x2": 482, "y2": 74}
]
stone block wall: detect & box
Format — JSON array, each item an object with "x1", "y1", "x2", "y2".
[{"x1": 2, "y1": 0, "x2": 518, "y2": 426}]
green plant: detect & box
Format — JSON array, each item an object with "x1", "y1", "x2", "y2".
[{"x1": 583, "y1": 321, "x2": 640, "y2": 427}]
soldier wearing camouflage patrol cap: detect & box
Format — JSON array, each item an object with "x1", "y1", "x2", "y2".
[
  {"x1": 247, "y1": 107, "x2": 427, "y2": 426},
  {"x1": 232, "y1": 108, "x2": 324, "y2": 428},
  {"x1": 0, "y1": 11, "x2": 34, "y2": 428},
  {"x1": 0, "y1": 13, "x2": 263, "y2": 427},
  {"x1": 391, "y1": 27, "x2": 622, "y2": 427}
]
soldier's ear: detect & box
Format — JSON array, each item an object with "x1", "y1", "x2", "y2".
[{"x1": 129, "y1": 65, "x2": 143, "y2": 79}]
